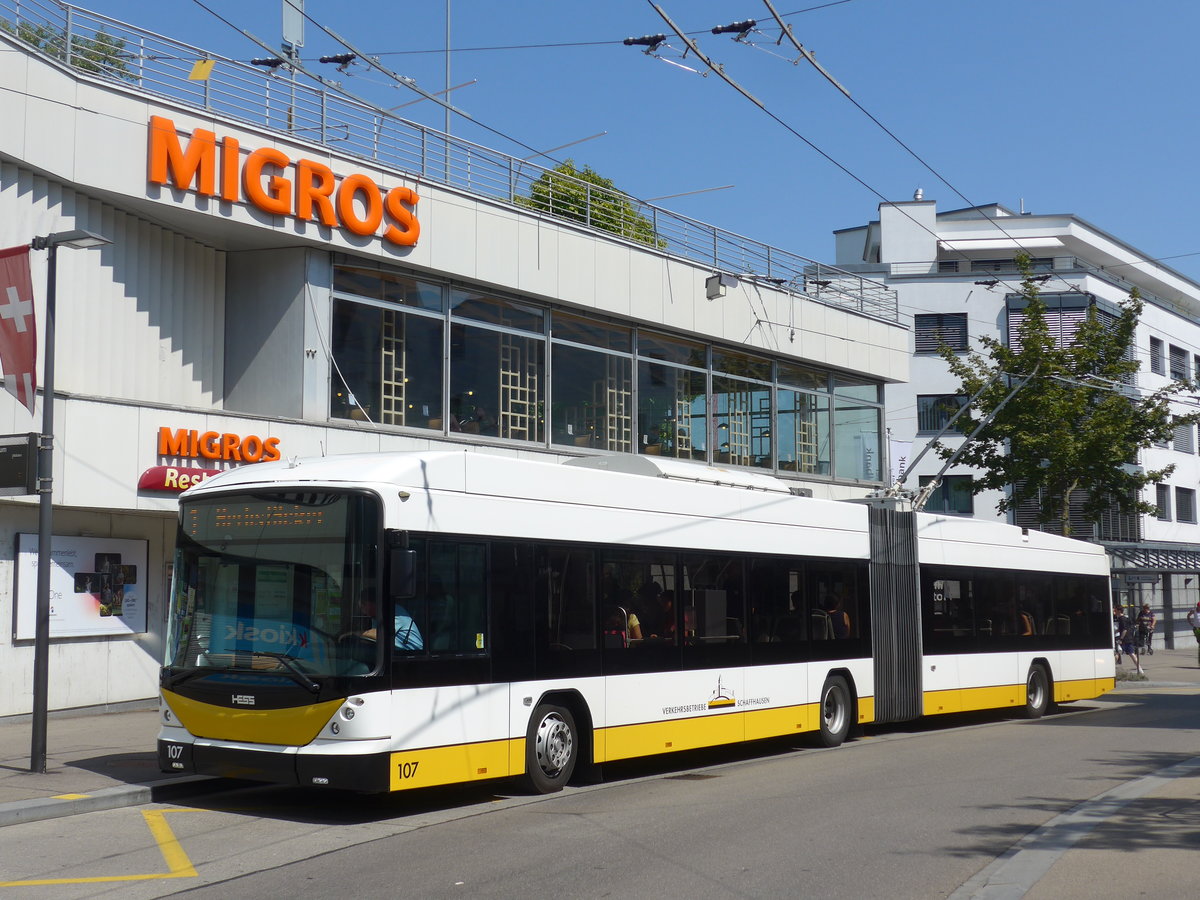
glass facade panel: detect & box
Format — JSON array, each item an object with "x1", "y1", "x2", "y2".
[
  {"x1": 552, "y1": 311, "x2": 631, "y2": 352},
  {"x1": 550, "y1": 344, "x2": 633, "y2": 452},
  {"x1": 778, "y1": 363, "x2": 829, "y2": 392},
  {"x1": 713, "y1": 349, "x2": 771, "y2": 381},
  {"x1": 330, "y1": 300, "x2": 444, "y2": 428},
  {"x1": 638, "y1": 331, "x2": 706, "y2": 367},
  {"x1": 330, "y1": 265, "x2": 884, "y2": 482},
  {"x1": 832, "y1": 374, "x2": 881, "y2": 402},
  {"x1": 637, "y1": 362, "x2": 707, "y2": 459},
  {"x1": 712, "y1": 375, "x2": 772, "y2": 468},
  {"x1": 450, "y1": 289, "x2": 544, "y2": 332},
  {"x1": 777, "y1": 390, "x2": 830, "y2": 474},
  {"x1": 450, "y1": 323, "x2": 544, "y2": 441},
  {"x1": 381, "y1": 272, "x2": 444, "y2": 311},
  {"x1": 833, "y1": 400, "x2": 881, "y2": 480}
]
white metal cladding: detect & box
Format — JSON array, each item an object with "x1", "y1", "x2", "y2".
[{"x1": 0, "y1": 161, "x2": 225, "y2": 408}]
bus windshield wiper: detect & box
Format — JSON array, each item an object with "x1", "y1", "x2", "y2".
[{"x1": 249, "y1": 651, "x2": 321, "y2": 694}]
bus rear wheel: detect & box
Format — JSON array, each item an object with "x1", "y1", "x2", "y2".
[
  {"x1": 523, "y1": 703, "x2": 578, "y2": 794},
  {"x1": 1023, "y1": 664, "x2": 1051, "y2": 719},
  {"x1": 815, "y1": 676, "x2": 852, "y2": 748}
]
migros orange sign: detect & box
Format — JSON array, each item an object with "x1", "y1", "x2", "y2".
[
  {"x1": 148, "y1": 116, "x2": 420, "y2": 247},
  {"x1": 157, "y1": 426, "x2": 281, "y2": 463}
]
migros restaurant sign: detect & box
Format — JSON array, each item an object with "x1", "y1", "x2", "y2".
[{"x1": 147, "y1": 116, "x2": 421, "y2": 247}]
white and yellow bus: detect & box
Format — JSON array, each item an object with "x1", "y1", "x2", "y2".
[{"x1": 158, "y1": 450, "x2": 1115, "y2": 793}]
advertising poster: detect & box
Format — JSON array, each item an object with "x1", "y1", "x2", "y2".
[{"x1": 14, "y1": 534, "x2": 149, "y2": 638}]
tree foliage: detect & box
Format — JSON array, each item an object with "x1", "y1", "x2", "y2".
[
  {"x1": 937, "y1": 256, "x2": 1194, "y2": 535},
  {"x1": 517, "y1": 159, "x2": 665, "y2": 249},
  {"x1": 2, "y1": 20, "x2": 134, "y2": 81}
]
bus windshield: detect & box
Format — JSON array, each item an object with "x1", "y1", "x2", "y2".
[{"x1": 164, "y1": 490, "x2": 381, "y2": 679}]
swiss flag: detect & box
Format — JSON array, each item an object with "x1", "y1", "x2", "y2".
[{"x1": 0, "y1": 245, "x2": 37, "y2": 415}]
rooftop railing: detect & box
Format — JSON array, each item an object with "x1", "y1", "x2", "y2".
[{"x1": 1, "y1": 0, "x2": 898, "y2": 323}]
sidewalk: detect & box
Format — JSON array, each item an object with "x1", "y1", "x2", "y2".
[{"x1": 0, "y1": 702, "x2": 215, "y2": 827}]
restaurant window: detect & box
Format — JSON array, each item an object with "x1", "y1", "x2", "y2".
[
  {"x1": 330, "y1": 295, "x2": 444, "y2": 428},
  {"x1": 712, "y1": 350, "x2": 773, "y2": 468},
  {"x1": 550, "y1": 313, "x2": 633, "y2": 452},
  {"x1": 833, "y1": 398, "x2": 881, "y2": 481},
  {"x1": 449, "y1": 290, "x2": 545, "y2": 441},
  {"x1": 637, "y1": 332, "x2": 707, "y2": 460},
  {"x1": 776, "y1": 389, "x2": 830, "y2": 474}
]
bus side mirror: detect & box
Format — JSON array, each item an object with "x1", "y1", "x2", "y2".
[{"x1": 389, "y1": 548, "x2": 417, "y2": 600}]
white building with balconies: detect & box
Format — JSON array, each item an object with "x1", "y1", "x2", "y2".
[{"x1": 834, "y1": 199, "x2": 1200, "y2": 644}]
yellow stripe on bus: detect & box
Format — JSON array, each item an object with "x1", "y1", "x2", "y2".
[
  {"x1": 389, "y1": 739, "x2": 520, "y2": 791},
  {"x1": 923, "y1": 676, "x2": 1113, "y2": 717},
  {"x1": 1054, "y1": 677, "x2": 1114, "y2": 702},
  {"x1": 162, "y1": 690, "x2": 343, "y2": 746}
]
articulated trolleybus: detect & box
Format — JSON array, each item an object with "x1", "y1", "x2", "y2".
[{"x1": 158, "y1": 450, "x2": 1114, "y2": 793}]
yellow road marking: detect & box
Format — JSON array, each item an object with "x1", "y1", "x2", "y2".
[
  {"x1": 0, "y1": 809, "x2": 198, "y2": 887},
  {"x1": 51, "y1": 794, "x2": 91, "y2": 800}
]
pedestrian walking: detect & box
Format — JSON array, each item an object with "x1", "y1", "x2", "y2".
[
  {"x1": 1136, "y1": 603, "x2": 1156, "y2": 655},
  {"x1": 1114, "y1": 603, "x2": 1142, "y2": 674},
  {"x1": 1188, "y1": 602, "x2": 1200, "y2": 665}
]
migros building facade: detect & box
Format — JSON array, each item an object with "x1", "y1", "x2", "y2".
[{"x1": 0, "y1": 6, "x2": 907, "y2": 716}]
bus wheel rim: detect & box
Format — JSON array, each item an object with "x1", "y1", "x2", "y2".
[
  {"x1": 535, "y1": 712, "x2": 572, "y2": 776},
  {"x1": 823, "y1": 686, "x2": 845, "y2": 733}
]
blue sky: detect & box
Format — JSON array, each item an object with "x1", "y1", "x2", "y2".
[{"x1": 76, "y1": 1, "x2": 1200, "y2": 283}]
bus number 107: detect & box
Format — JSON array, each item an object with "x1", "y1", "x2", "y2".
[{"x1": 397, "y1": 760, "x2": 420, "y2": 780}]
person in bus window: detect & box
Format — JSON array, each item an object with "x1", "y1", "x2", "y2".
[
  {"x1": 636, "y1": 581, "x2": 664, "y2": 639},
  {"x1": 353, "y1": 593, "x2": 424, "y2": 651},
  {"x1": 827, "y1": 589, "x2": 852, "y2": 639}
]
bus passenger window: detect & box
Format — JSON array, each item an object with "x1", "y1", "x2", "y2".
[
  {"x1": 545, "y1": 548, "x2": 597, "y2": 651},
  {"x1": 426, "y1": 542, "x2": 487, "y2": 654}
]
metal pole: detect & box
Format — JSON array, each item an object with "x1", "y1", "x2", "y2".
[{"x1": 30, "y1": 242, "x2": 58, "y2": 774}]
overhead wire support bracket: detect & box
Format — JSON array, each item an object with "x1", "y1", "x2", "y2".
[
  {"x1": 315, "y1": 25, "x2": 473, "y2": 120},
  {"x1": 760, "y1": 0, "x2": 851, "y2": 98},
  {"x1": 650, "y1": 4, "x2": 766, "y2": 109},
  {"x1": 624, "y1": 31, "x2": 705, "y2": 75}
]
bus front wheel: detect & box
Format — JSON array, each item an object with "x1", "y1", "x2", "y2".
[
  {"x1": 815, "y1": 676, "x2": 852, "y2": 748},
  {"x1": 522, "y1": 703, "x2": 578, "y2": 794},
  {"x1": 1023, "y1": 665, "x2": 1051, "y2": 719}
]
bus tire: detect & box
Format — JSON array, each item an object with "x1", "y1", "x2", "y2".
[
  {"x1": 522, "y1": 703, "x2": 578, "y2": 794},
  {"x1": 815, "y1": 675, "x2": 852, "y2": 748},
  {"x1": 1023, "y1": 664, "x2": 1051, "y2": 719}
]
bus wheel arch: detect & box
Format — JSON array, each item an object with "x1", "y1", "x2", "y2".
[
  {"x1": 521, "y1": 690, "x2": 591, "y2": 793},
  {"x1": 813, "y1": 670, "x2": 856, "y2": 748},
  {"x1": 1022, "y1": 660, "x2": 1054, "y2": 719}
]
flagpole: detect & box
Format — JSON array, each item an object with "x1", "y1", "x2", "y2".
[
  {"x1": 29, "y1": 239, "x2": 57, "y2": 774},
  {"x1": 27, "y1": 229, "x2": 111, "y2": 774}
]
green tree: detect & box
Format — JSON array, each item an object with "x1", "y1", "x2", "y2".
[
  {"x1": 517, "y1": 159, "x2": 665, "y2": 249},
  {"x1": 936, "y1": 256, "x2": 1194, "y2": 535},
  {"x1": 2, "y1": 20, "x2": 134, "y2": 81}
]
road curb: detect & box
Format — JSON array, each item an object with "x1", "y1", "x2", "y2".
[{"x1": 0, "y1": 775, "x2": 217, "y2": 828}]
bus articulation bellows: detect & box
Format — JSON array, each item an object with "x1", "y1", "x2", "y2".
[{"x1": 158, "y1": 451, "x2": 1115, "y2": 793}]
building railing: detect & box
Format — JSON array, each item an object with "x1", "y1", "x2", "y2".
[
  {"x1": 892, "y1": 256, "x2": 1184, "y2": 315},
  {"x1": 0, "y1": 0, "x2": 898, "y2": 323}
]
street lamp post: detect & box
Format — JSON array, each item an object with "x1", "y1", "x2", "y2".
[{"x1": 28, "y1": 229, "x2": 111, "y2": 774}]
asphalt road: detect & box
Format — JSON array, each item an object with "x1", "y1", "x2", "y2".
[{"x1": 2, "y1": 687, "x2": 1197, "y2": 899}]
